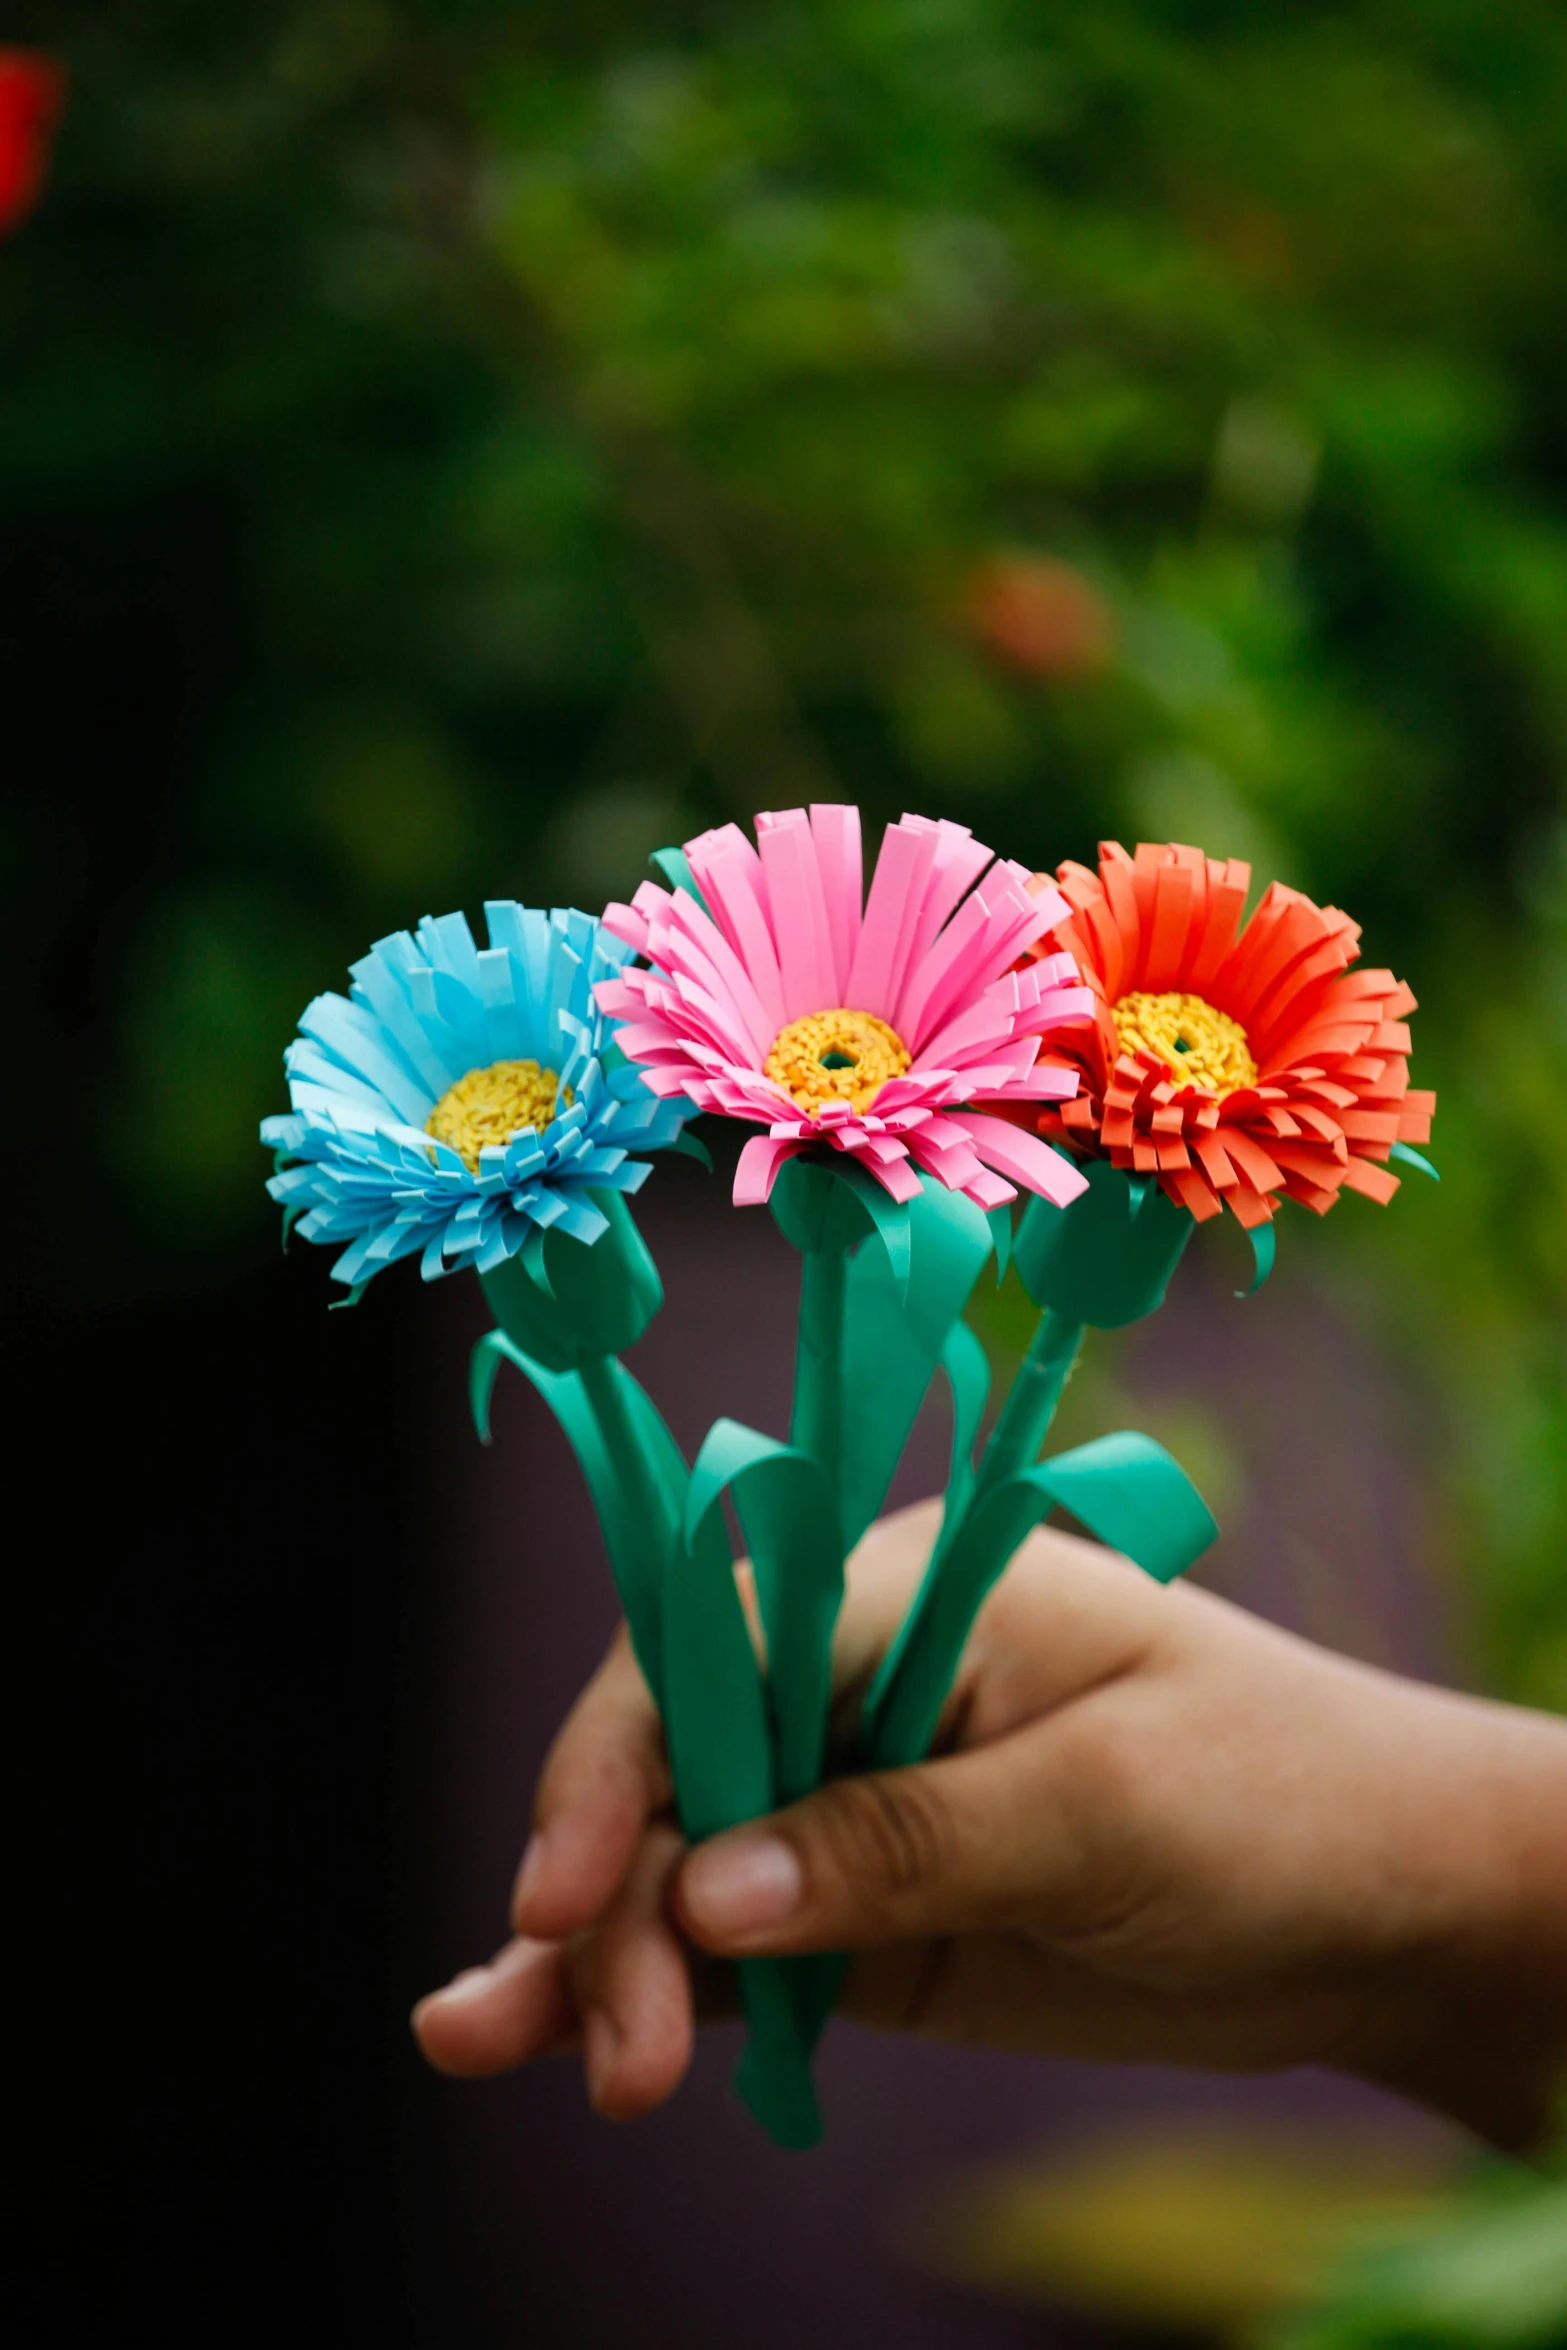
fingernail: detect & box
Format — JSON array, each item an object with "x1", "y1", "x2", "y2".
[
  {"x1": 683, "y1": 1835, "x2": 802, "y2": 1939},
  {"x1": 512, "y1": 1833, "x2": 547, "y2": 1919},
  {"x1": 584, "y1": 2008, "x2": 620, "y2": 2111}
]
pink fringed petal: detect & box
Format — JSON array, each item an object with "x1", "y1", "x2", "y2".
[
  {"x1": 686, "y1": 826, "x2": 787, "y2": 1034},
  {"x1": 948, "y1": 1110, "x2": 1090, "y2": 1206},
  {"x1": 756, "y1": 807, "x2": 840, "y2": 1021},
  {"x1": 845, "y1": 818, "x2": 938, "y2": 1020},
  {"x1": 834, "y1": 1134, "x2": 923, "y2": 1202},
  {"x1": 808, "y1": 803, "x2": 864, "y2": 999},
  {"x1": 733, "y1": 1132, "x2": 801, "y2": 1205},
  {"x1": 902, "y1": 816, "x2": 994, "y2": 968}
]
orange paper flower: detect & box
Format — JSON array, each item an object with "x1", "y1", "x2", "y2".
[{"x1": 1024, "y1": 841, "x2": 1435, "y2": 1229}]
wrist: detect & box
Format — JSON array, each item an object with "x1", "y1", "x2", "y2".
[{"x1": 1345, "y1": 1689, "x2": 1567, "y2": 2154}]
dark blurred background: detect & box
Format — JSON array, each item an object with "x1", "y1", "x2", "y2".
[{"x1": 10, "y1": 5, "x2": 1564, "y2": 2345}]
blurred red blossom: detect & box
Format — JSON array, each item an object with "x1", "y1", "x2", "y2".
[
  {"x1": 0, "y1": 50, "x2": 65, "y2": 238},
  {"x1": 965, "y1": 552, "x2": 1115, "y2": 681}
]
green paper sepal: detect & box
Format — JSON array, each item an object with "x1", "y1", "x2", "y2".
[
  {"x1": 479, "y1": 1187, "x2": 663, "y2": 1371},
  {"x1": 769, "y1": 1154, "x2": 911, "y2": 1291},
  {"x1": 1013, "y1": 1156, "x2": 1195, "y2": 1328},
  {"x1": 650, "y1": 843, "x2": 709, "y2": 913},
  {"x1": 1238, "y1": 1217, "x2": 1276, "y2": 1296},
  {"x1": 1390, "y1": 1141, "x2": 1439, "y2": 1181},
  {"x1": 668, "y1": 1125, "x2": 714, "y2": 1172}
]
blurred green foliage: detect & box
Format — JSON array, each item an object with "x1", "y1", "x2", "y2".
[
  {"x1": 1264, "y1": 2126, "x2": 1567, "y2": 2350},
  {"x1": 7, "y1": 0, "x2": 1566, "y2": 1702}
]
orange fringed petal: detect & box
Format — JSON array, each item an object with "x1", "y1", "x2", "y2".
[
  {"x1": 1019, "y1": 839, "x2": 1434, "y2": 1233},
  {"x1": 1167, "y1": 1165, "x2": 1225, "y2": 1220},
  {"x1": 1341, "y1": 1157, "x2": 1401, "y2": 1205},
  {"x1": 1186, "y1": 859, "x2": 1251, "y2": 993},
  {"x1": 1227, "y1": 1182, "x2": 1277, "y2": 1229},
  {"x1": 1142, "y1": 854, "x2": 1194, "y2": 990}
]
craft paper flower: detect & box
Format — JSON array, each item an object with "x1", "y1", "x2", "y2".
[
  {"x1": 597, "y1": 806, "x2": 1096, "y2": 1211},
  {"x1": 262, "y1": 904, "x2": 692, "y2": 1290},
  {"x1": 0, "y1": 51, "x2": 64, "y2": 238},
  {"x1": 1024, "y1": 841, "x2": 1435, "y2": 1228}
]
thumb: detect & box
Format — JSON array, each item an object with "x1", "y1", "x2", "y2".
[{"x1": 674, "y1": 1736, "x2": 1081, "y2": 1955}]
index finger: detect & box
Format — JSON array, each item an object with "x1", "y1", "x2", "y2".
[{"x1": 512, "y1": 1624, "x2": 672, "y2": 1941}]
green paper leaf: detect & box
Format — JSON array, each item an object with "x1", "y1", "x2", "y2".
[
  {"x1": 664, "y1": 1494, "x2": 775, "y2": 1846},
  {"x1": 1014, "y1": 1157, "x2": 1196, "y2": 1327},
  {"x1": 1238, "y1": 1217, "x2": 1276, "y2": 1296},
  {"x1": 1025, "y1": 1431, "x2": 1218, "y2": 1581},
  {"x1": 868, "y1": 1430, "x2": 1217, "y2": 1771},
  {"x1": 933, "y1": 1318, "x2": 992, "y2": 1551},
  {"x1": 481, "y1": 1188, "x2": 663, "y2": 1370},
  {"x1": 686, "y1": 1419, "x2": 843, "y2": 1804},
  {"x1": 838, "y1": 1178, "x2": 997, "y2": 1551},
  {"x1": 328, "y1": 1278, "x2": 369, "y2": 1310},
  {"x1": 467, "y1": 1330, "x2": 682, "y2": 1710},
  {"x1": 1390, "y1": 1140, "x2": 1440, "y2": 1181}
]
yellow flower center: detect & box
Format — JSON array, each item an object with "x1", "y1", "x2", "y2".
[
  {"x1": 426, "y1": 1058, "x2": 572, "y2": 1173},
  {"x1": 1111, "y1": 990, "x2": 1258, "y2": 1096},
  {"x1": 764, "y1": 1008, "x2": 911, "y2": 1117}
]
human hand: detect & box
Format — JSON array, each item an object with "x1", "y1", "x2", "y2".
[{"x1": 413, "y1": 1500, "x2": 1567, "y2": 2150}]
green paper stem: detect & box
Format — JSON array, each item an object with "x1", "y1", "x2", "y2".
[
  {"x1": 736, "y1": 1959, "x2": 823, "y2": 2148},
  {"x1": 971, "y1": 1306, "x2": 1085, "y2": 1503},
  {"x1": 800, "y1": 1320, "x2": 991, "y2": 2049},
  {"x1": 680, "y1": 1421, "x2": 838, "y2": 2149},
  {"x1": 867, "y1": 1432, "x2": 1217, "y2": 1773},
  {"x1": 686, "y1": 1421, "x2": 842, "y2": 1805},
  {"x1": 791, "y1": 1238, "x2": 848, "y2": 1514},
  {"x1": 664, "y1": 1458, "x2": 805, "y2": 2147},
  {"x1": 859, "y1": 1318, "x2": 991, "y2": 1754}
]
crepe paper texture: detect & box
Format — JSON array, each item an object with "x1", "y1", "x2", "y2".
[
  {"x1": 262, "y1": 903, "x2": 692, "y2": 1293},
  {"x1": 266, "y1": 821, "x2": 1439, "y2": 2152},
  {"x1": 0, "y1": 51, "x2": 64, "y2": 237},
  {"x1": 597, "y1": 804, "x2": 1098, "y2": 1214},
  {"x1": 1024, "y1": 840, "x2": 1435, "y2": 1232}
]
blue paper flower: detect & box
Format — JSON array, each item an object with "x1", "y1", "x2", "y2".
[{"x1": 262, "y1": 903, "x2": 693, "y2": 1291}]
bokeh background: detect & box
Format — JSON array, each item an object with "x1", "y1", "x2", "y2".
[{"x1": 11, "y1": 5, "x2": 1564, "y2": 2345}]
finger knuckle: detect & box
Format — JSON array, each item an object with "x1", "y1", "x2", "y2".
[{"x1": 810, "y1": 1772, "x2": 954, "y2": 1916}]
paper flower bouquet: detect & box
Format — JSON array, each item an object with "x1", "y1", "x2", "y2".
[{"x1": 264, "y1": 811, "x2": 1435, "y2": 2147}]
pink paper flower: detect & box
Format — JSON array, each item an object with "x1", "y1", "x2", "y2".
[{"x1": 597, "y1": 807, "x2": 1096, "y2": 1212}]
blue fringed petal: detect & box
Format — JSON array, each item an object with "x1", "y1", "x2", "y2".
[{"x1": 263, "y1": 901, "x2": 696, "y2": 1293}]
